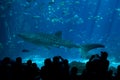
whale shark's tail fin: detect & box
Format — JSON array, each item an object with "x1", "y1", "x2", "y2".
[{"x1": 79, "y1": 44, "x2": 105, "y2": 58}]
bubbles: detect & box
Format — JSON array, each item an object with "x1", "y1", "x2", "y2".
[
  {"x1": 116, "y1": 8, "x2": 120, "y2": 17},
  {"x1": 88, "y1": 15, "x2": 103, "y2": 22},
  {"x1": 116, "y1": 8, "x2": 120, "y2": 12}
]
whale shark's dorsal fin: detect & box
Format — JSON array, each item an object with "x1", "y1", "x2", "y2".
[{"x1": 54, "y1": 31, "x2": 62, "y2": 38}]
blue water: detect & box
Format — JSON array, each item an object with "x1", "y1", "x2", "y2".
[{"x1": 0, "y1": 0, "x2": 120, "y2": 68}]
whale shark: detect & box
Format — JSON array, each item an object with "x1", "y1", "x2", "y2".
[{"x1": 18, "y1": 31, "x2": 105, "y2": 57}]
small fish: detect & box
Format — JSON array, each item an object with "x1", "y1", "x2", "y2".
[{"x1": 22, "y1": 49, "x2": 30, "y2": 52}]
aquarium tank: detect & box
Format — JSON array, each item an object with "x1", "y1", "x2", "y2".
[{"x1": 0, "y1": 0, "x2": 120, "y2": 68}]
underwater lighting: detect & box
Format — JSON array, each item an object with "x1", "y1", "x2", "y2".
[
  {"x1": 22, "y1": 55, "x2": 45, "y2": 68},
  {"x1": 22, "y1": 54, "x2": 120, "y2": 69}
]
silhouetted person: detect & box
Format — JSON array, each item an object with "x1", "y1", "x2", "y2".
[
  {"x1": 52, "y1": 56, "x2": 62, "y2": 80},
  {"x1": 62, "y1": 59, "x2": 70, "y2": 80},
  {"x1": 82, "y1": 54, "x2": 101, "y2": 80},
  {"x1": 98, "y1": 51, "x2": 109, "y2": 80},
  {"x1": 12, "y1": 57, "x2": 24, "y2": 80},
  {"x1": 70, "y1": 67, "x2": 79, "y2": 80},
  {"x1": 24, "y1": 59, "x2": 34, "y2": 80},
  {"x1": 40, "y1": 58, "x2": 53, "y2": 80},
  {"x1": 114, "y1": 65, "x2": 120, "y2": 80},
  {"x1": 107, "y1": 70, "x2": 114, "y2": 80},
  {"x1": 0, "y1": 57, "x2": 12, "y2": 80}
]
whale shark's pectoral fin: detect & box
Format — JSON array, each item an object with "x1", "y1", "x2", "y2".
[{"x1": 79, "y1": 44, "x2": 105, "y2": 58}]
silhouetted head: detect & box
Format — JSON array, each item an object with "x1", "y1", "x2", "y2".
[
  {"x1": 63, "y1": 59, "x2": 68, "y2": 64},
  {"x1": 32, "y1": 63, "x2": 38, "y2": 68},
  {"x1": 2, "y1": 57, "x2": 11, "y2": 64},
  {"x1": 117, "y1": 65, "x2": 120, "y2": 73},
  {"x1": 16, "y1": 57, "x2": 22, "y2": 64},
  {"x1": 71, "y1": 67, "x2": 78, "y2": 75},
  {"x1": 100, "y1": 51, "x2": 108, "y2": 60},
  {"x1": 44, "y1": 58, "x2": 52, "y2": 66},
  {"x1": 27, "y1": 59, "x2": 32, "y2": 65},
  {"x1": 53, "y1": 56, "x2": 60, "y2": 63}
]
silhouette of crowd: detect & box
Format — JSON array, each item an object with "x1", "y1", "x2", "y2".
[{"x1": 0, "y1": 51, "x2": 120, "y2": 80}]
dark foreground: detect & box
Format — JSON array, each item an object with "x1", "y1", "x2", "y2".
[{"x1": 0, "y1": 51, "x2": 120, "y2": 80}]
